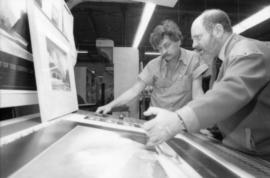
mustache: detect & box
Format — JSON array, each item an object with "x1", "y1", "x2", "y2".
[
  {"x1": 194, "y1": 48, "x2": 203, "y2": 54},
  {"x1": 161, "y1": 54, "x2": 169, "y2": 59}
]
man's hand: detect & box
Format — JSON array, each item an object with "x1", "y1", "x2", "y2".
[
  {"x1": 95, "y1": 104, "x2": 112, "y2": 115},
  {"x1": 142, "y1": 107, "x2": 186, "y2": 147}
]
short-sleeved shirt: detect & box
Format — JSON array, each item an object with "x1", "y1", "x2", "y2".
[{"x1": 138, "y1": 48, "x2": 207, "y2": 111}]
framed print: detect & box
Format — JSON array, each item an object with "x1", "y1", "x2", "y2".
[
  {"x1": 27, "y1": 0, "x2": 78, "y2": 122},
  {"x1": 46, "y1": 37, "x2": 71, "y2": 91}
]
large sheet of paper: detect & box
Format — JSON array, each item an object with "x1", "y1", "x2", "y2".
[
  {"x1": 10, "y1": 126, "x2": 168, "y2": 178},
  {"x1": 27, "y1": 0, "x2": 78, "y2": 122}
]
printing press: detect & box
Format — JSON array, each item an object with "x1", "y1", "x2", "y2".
[
  {"x1": 1, "y1": 0, "x2": 270, "y2": 178},
  {"x1": 1, "y1": 111, "x2": 270, "y2": 178}
]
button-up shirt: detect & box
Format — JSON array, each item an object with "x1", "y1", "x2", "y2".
[{"x1": 139, "y1": 47, "x2": 207, "y2": 111}]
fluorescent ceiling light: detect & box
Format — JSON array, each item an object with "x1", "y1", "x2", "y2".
[
  {"x1": 77, "y1": 50, "x2": 88, "y2": 54},
  {"x1": 132, "y1": 2, "x2": 156, "y2": 48},
  {"x1": 233, "y1": 5, "x2": 270, "y2": 34},
  {"x1": 133, "y1": 0, "x2": 177, "y2": 7},
  {"x1": 145, "y1": 51, "x2": 160, "y2": 55}
]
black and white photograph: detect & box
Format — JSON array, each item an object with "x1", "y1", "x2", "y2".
[
  {"x1": 25, "y1": 0, "x2": 77, "y2": 123},
  {"x1": 0, "y1": 0, "x2": 37, "y2": 108},
  {"x1": 46, "y1": 37, "x2": 71, "y2": 91},
  {"x1": 0, "y1": 0, "x2": 30, "y2": 50},
  {"x1": 1, "y1": 0, "x2": 270, "y2": 178}
]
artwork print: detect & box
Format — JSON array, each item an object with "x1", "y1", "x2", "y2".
[{"x1": 46, "y1": 37, "x2": 71, "y2": 91}]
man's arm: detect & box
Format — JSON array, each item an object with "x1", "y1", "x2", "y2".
[
  {"x1": 178, "y1": 53, "x2": 268, "y2": 132},
  {"x1": 143, "y1": 52, "x2": 268, "y2": 146},
  {"x1": 96, "y1": 79, "x2": 146, "y2": 114},
  {"x1": 97, "y1": 57, "x2": 156, "y2": 114}
]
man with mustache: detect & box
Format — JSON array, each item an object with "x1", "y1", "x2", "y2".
[
  {"x1": 143, "y1": 9, "x2": 270, "y2": 161},
  {"x1": 96, "y1": 19, "x2": 207, "y2": 114}
]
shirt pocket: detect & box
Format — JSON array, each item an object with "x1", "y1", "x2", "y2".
[
  {"x1": 154, "y1": 78, "x2": 172, "y2": 88},
  {"x1": 154, "y1": 75, "x2": 192, "y2": 94},
  {"x1": 173, "y1": 75, "x2": 192, "y2": 92}
]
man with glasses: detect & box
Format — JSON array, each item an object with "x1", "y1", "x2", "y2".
[
  {"x1": 96, "y1": 19, "x2": 207, "y2": 114},
  {"x1": 143, "y1": 9, "x2": 270, "y2": 161}
]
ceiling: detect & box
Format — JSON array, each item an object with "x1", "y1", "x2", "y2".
[{"x1": 66, "y1": 0, "x2": 270, "y2": 63}]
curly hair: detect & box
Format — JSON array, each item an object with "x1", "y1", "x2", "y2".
[{"x1": 149, "y1": 19, "x2": 183, "y2": 50}]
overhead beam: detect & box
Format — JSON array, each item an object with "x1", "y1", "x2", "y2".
[
  {"x1": 67, "y1": 0, "x2": 178, "y2": 9},
  {"x1": 67, "y1": 0, "x2": 135, "y2": 9}
]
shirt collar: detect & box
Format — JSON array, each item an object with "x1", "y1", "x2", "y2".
[
  {"x1": 179, "y1": 48, "x2": 188, "y2": 65},
  {"x1": 160, "y1": 47, "x2": 187, "y2": 68},
  {"x1": 218, "y1": 34, "x2": 234, "y2": 61}
]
